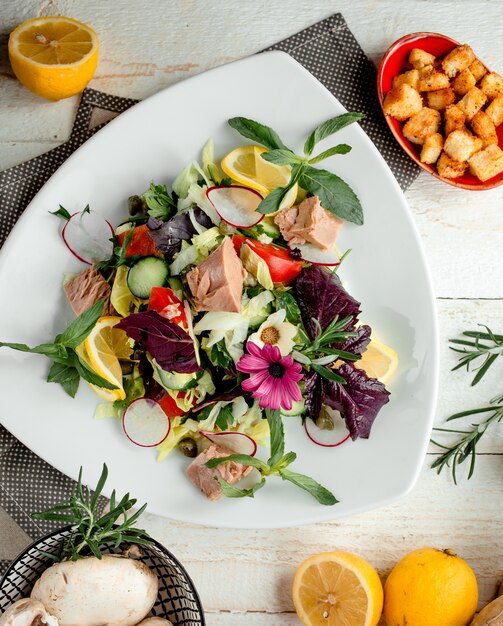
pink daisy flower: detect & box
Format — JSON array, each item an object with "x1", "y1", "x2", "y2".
[{"x1": 237, "y1": 341, "x2": 303, "y2": 412}]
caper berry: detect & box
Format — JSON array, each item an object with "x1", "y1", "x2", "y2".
[
  {"x1": 128, "y1": 195, "x2": 143, "y2": 216},
  {"x1": 316, "y1": 407, "x2": 335, "y2": 431},
  {"x1": 178, "y1": 437, "x2": 198, "y2": 458}
]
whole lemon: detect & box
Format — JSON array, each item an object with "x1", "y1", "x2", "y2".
[{"x1": 384, "y1": 547, "x2": 478, "y2": 626}]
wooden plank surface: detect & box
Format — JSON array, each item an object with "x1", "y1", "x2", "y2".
[{"x1": 1, "y1": 0, "x2": 503, "y2": 623}]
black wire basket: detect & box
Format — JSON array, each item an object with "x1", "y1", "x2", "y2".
[{"x1": 0, "y1": 526, "x2": 205, "y2": 626}]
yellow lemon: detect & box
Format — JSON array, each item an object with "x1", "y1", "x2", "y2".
[
  {"x1": 9, "y1": 16, "x2": 99, "y2": 100},
  {"x1": 221, "y1": 145, "x2": 298, "y2": 210},
  {"x1": 292, "y1": 551, "x2": 384, "y2": 626},
  {"x1": 82, "y1": 316, "x2": 132, "y2": 401},
  {"x1": 354, "y1": 339, "x2": 398, "y2": 384},
  {"x1": 383, "y1": 548, "x2": 478, "y2": 626}
]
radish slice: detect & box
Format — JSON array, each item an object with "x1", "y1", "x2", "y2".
[
  {"x1": 201, "y1": 431, "x2": 257, "y2": 456},
  {"x1": 123, "y1": 398, "x2": 171, "y2": 448},
  {"x1": 304, "y1": 411, "x2": 350, "y2": 448},
  {"x1": 62, "y1": 209, "x2": 114, "y2": 265},
  {"x1": 292, "y1": 242, "x2": 340, "y2": 266},
  {"x1": 206, "y1": 185, "x2": 264, "y2": 228}
]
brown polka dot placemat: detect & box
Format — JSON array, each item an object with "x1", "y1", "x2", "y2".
[{"x1": 0, "y1": 13, "x2": 420, "y2": 576}]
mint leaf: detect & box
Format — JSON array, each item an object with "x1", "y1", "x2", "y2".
[
  {"x1": 257, "y1": 186, "x2": 290, "y2": 215},
  {"x1": 0, "y1": 342, "x2": 67, "y2": 360},
  {"x1": 274, "y1": 291, "x2": 301, "y2": 325},
  {"x1": 57, "y1": 299, "x2": 105, "y2": 348},
  {"x1": 279, "y1": 468, "x2": 338, "y2": 505},
  {"x1": 303, "y1": 112, "x2": 364, "y2": 156},
  {"x1": 267, "y1": 409, "x2": 285, "y2": 467},
  {"x1": 72, "y1": 353, "x2": 119, "y2": 390},
  {"x1": 308, "y1": 144, "x2": 351, "y2": 165},
  {"x1": 272, "y1": 451, "x2": 297, "y2": 471},
  {"x1": 299, "y1": 166, "x2": 363, "y2": 225},
  {"x1": 50, "y1": 205, "x2": 72, "y2": 221},
  {"x1": 206, "y1": 454, "x2": 269, "y2": 473},
  {"x1": 215, "y1": 477, "x2": 266, "y2": 498},
  {"x1": 228, "y1": 117, "x2": 289, "y2": 151},
  {"x1": 215, "y1": 404, "x2": 235, "y2": 430},
  {"x1": 47, "y1": 362, "x2": 80, "y2": 398},
  {"x1": 311, "y1": 363, "x2": 346, "y2": 384},
  {"x1": 261, "y1": 150, "x2": 305, "y2": 166}
]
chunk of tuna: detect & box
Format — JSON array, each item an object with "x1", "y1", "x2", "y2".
[
  {"x1": 64, "y1": 266, "x2": 114, "y2": 316},
  {"x1": 186, "y1": 444, "x2": 252, "y2": 501}
]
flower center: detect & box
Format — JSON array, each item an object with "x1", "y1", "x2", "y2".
[
  {"x1": 261, "y1": 326, "x2": 280, "y2": 344},
  {"x1": 268, "y1": 362, "x2": 285, "y2": 379}
]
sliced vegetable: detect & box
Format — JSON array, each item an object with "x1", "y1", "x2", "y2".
[
  {"x1": 155, "y1": 366, "x2": 200, "y2": 391},
  {"x1": 159, "y1": 392, "x2": 190, "y2": 418},
  {"x1": 232, "y1": 235, "x2": 302, "y2": 283},
  {"x1": 148, "y1": 286, "x2": 187, "y2": 328},
  {"x1": 304, "y1": 411, "x2": 351, "y2": 448},
  {"x1": 201, "y1": 431, "x2": 257, "y2": 456},
  {"x1": 61, "y1": 208, "x2": 114, "y2": 264},
  {"x1": 207, "y1": 185, "x2": 264, "y2": 228},
  {"x1": 293, "y1": 242, "x2": 340, "y2": 266},
  {"x1": 117, "y1": 224, "x2": 162, "y2": 258},
  {"x1": 127, "y1": 257, "x2": 169, "y2": 299},
  {"x1": 122, "y1": 398, "x2": 170, "y2": 447}
]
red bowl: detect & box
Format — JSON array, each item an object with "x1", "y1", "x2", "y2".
[{"x1": 377, "y1": 32, "x2": 503, "y2": 190}]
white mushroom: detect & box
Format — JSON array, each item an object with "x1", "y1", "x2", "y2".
[
  {"x1": 0, "y1": 599, "x2": 58, "y2": 626},
  {"x1": 136, "y1": 619, "x2": 174, "y2": 626},
  {"x1": 30, "y1": 555, "x2": 158, "y2": 626}
]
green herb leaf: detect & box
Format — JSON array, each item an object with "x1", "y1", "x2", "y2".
[
  {"x1": 215, "y1": 476, "x2": 266, "y2": 498},
  {"x1": 308, "y1": 144, "x2": 352, "y2": 165},
  {"x1": 311, "y1": 363, "x2": 346, "y2": 384},
  {"x1": 73, "y1": 353, "x2": 119, "y2": 390},
  {"x1": 206, "y1": 454, "x2": 269, "y2": 473},
  {"x1": 215, "y1": 404, "x2": 235, "y2": 430},
  {"x1": 256, "y1": 185, "x2": 290, "y2": 215},
  {"x1": 279, "y1": 469, "x2": 338, "y2": 505},
  {"x1": 274, "y1": 291, "x2": 302, "y2": 325},
  {"x1": 50, "y1": 205, "x2": 72, "y2": 221},
  {"x1": 267, "y1": 409, "x2": 285, "y2": 467},
  {"x1": 228, "y1": 117, "x2": 289, "y2": 151},
  {"x1": 261, "y1": 149, "x2": 305, "y2": 166},
  {"x1": 47, "y1": 362, "x2": 80, "y2": 398},
  {"x1": 0, "y1": 342, "x2": 67, "y2": 360},
  {"x1": 299, "y1": 166, "x2": 363, "y2": 225},
  {"x1": 57, "y1": 299, "x2": 105, "y2": 348},
  {"x1": 140, "y1": 182, "x2": 176, "y2": 221},
  {"x1": 303, "y1": 112, "x2": 364, "y2": 156},
  {"x1": 272, "y1": 451, "x2": 297, "y2": 472}
]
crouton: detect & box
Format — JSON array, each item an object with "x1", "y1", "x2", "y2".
[
  {"x1": 402, "y1": 108, "x2": 441, "y2": 145},
  {"x1": 409, "y1": 48, "x2": 436, "y2": 69},
  {"x1": 437, "y1": 152, "x2": 468, "y2": 178},
  {"x1": 392, "y1": 69, "x2": 420, "y2": 90},
  {"x1": 480, "y1": 72, "x2": 503, "y2": 100},
  {"x1": 457, "y1": 87, "x2": 487, "y2": 120},
  {"x1": 444, "y1": 104, "x2": 466, "y2": 135},
  {"x1": 441, "y1": 44, "x2": 476, "y2": 77},
  {"x1": 420, "y1": 133, "x2": 444, "y2": 164},
  {"x1": 418, "y1": 68, "x2": 450, "y2": 92},
  {"x1": 382, "y1": 84, "x2": 423, "y2": 121},
  {"x1": 452, "y1": 68, "x2": 476, "y2": 96},
  {"x1": 418, "y1": 64, "x2": 434, "y2": 78},
  {"x1": 426, "y1": 88, "x2": 456, "y2": 111},
  {"x1": 486, "y1": 94, "x2": 503, "y2": 127},
  {"x1": 469, "y1": 59, "x2": 487, "y2": 82},
  {"x1": 471, "y1": 111, "x2": 498, "y2": 146},
  {"x1": 444, "y1": 129, "x2": 483, "y2": 161},
  {"x1": 468, "y1": 144, "x2": 503, "y2": 181}
]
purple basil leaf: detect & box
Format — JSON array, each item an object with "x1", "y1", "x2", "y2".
[
  {"x1": 190, "y1": 388, "x2": 243, "y2": 413},
  {"x1": 334, "y1": 324, "x2": 372, "y2": 356},
  {"x1": 147, "y1": 216, "x2": 163, "y2": 230},
  {"x1": 117, "y1": 310, "x2": 201, "y2": 374},
  {"x1": 294, "y1": 265, "x2": 362, "y2": 339},
  {"x1": 138, "y1": 354, "x2": 166, "y2": 402},
  {"x1": 304, "y1": 370, "x2": 323, "y2": 422},
  {"x1": 149, "y1": 207, "x2": 213, "y2": 262}
]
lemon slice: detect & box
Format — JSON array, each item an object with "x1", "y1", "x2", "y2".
[
  {"x1": 292, "y1": 551, "x2": 383, "y2": 626},
  {"x1": 8, "y1": 16, "x2": 99, "y2": 100},
  {"x1": 354, "y1": 339, "x2": 398, "y2": 384},
  {"x1": 82, "y1": 316, "x2": 132, "y2": 401},
  {"x1": 221, "y1": 145, "x2": 298, "y2": 210}
]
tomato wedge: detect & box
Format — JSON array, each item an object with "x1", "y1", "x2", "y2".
[
  {"x1": 232, "y1": 234, "x2": 302, "y2": 283},
  {"x1": 159, "y1": 392, "x2": 191, "y2": 418},
  {"x1": 117, "y1": 224, "x2": 162, "y2": 258},
  {"x1": 148, "y1": 287, "x2": 188, "y2": 329}
]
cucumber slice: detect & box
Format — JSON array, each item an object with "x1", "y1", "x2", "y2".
[
  {"x1": 261, "y1": 216, "x2": 280, "y2": 239},
  {"x1": 154, "y1": 366, "x2": 200, "y2": 391},
  {"x1": 167, "y1": 276, "x2": 183, "y2": 292},
  {"x1": 281, "y1": 398, "x2": 306, "y2": 417},
  {"x1": 127, "y1": 256, "x2": 169, "y2": 299}
]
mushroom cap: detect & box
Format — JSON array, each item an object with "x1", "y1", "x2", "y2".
[{"x1": 0, "y1": 598, "x2": 58, "y2": 626}]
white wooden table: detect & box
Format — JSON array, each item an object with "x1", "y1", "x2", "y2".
[{"x1": 2, "y1": 1, "x2": 503, "y2": 623}]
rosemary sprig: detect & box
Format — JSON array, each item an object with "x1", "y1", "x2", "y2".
[
  {"x1": 449, "y1": 326, "x2": 503, "y2": 386},
  {"x1": 33, "y1": 464, "x2": 152, "y2": 561}
]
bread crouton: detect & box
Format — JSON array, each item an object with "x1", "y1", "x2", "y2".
[
  {"x1": 420, "y1": 133, "x2": 444, "y2": 164},
  {"x1": 409, "y1": 48, "x2": 436, "y2": 69},
  {"x1": 437, "y1": 152, "x2": 468, "y2": 178},
  {"x1": 452, "y1": 68, "x2": 476, "y2": 96},
  {"x1": 471, "y1": 111, "x2": 498, "y2": 146},
  {"x1": 486, "y1": 94, "x2": 503, "y2": 127},
  {"x1": 457, "y1": 87, "x2": 487, "y2": 120},
  {"x1": 480, "y1": 72, "x2": 503, "y2": 100},
  {"x1": 469, "y1": 59, "x2": 487, "y2": 82},
  {"x1": 426, "y1": 88, "x2": 456, "y2": 111},
  {"x1": 441, "y1": 44, "x2": 476, "y2": 78},
  {"x1": 392, "y1": 69, "x2": 420, "y2": 90},
  {"x1": 444, "y1": 129, "x2": 483, "y2": 162},
  {"x1": 444, "y1": 104, "x2": 466, "y2": 135},
  {"x1": 402, "y1": 108, "x2": 441, "y2": 145},
  {"x1": 382, "y1": 84, "x2": 423, "y2": 121},
  {"x1": 468, "y1": 144, "x2": 503, "y2": 181},
  {"x1": 418, "y1": 68, "x2": 450, "y2": 92}
]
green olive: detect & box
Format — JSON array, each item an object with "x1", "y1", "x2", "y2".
[{"x1": 178, "y1": 437, "x2": 198, "y2": 458}]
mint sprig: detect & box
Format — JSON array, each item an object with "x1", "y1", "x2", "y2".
[
  {"x1": 206, "y1": 410, "x2": 338, "y2": 505},
  {"x1": 228, "y1": 113, "x2": 364, "y2": 223}
]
